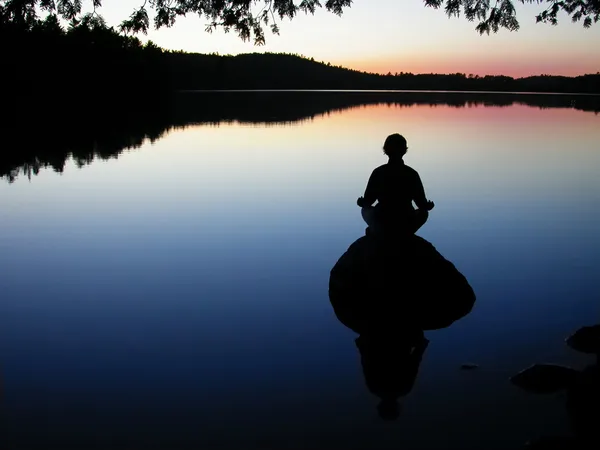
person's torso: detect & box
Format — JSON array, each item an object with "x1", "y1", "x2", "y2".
[{"x1": 373, "y1": 162, "x2": 418, "y2": 218}]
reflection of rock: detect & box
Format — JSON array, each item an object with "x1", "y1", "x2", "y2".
[{"x1": 328, "y1": 234, "x2": 476, "y2": 334}]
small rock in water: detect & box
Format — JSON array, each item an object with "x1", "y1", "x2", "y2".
[
  {"x1": 460, "y1": 363, "x2": 479, "y2": 370},
  {"x1": 566, "y1": 324, "x2": 600, "y2": 354},
  {"x1": 510, "y1": 364, "x2": 578, "y2": 394},
  {"x1": 524, "y1": 435, "x2": 576, "y2": 449}
]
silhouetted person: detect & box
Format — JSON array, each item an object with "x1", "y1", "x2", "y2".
[
  {"x1": 355, "y1": 329, "x2": 429, "y2": 420},
  {"x1": 357, "y1": 134, "x2": 434, "y2": 235}
]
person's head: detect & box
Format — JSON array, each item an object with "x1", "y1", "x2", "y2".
[{"x1": 383, "y1": 134, "x2": 408, "y2": 159}]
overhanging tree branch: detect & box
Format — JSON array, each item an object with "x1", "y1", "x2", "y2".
[{"x1": 1, "y1": 1, "x2": 597, "y2": 43}]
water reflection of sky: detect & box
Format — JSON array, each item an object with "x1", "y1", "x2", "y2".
[{"x1": 1, "y1": 102, "x2": 599, "y2": 449}]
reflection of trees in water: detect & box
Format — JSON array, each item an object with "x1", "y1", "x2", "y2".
[
  {"x1": 3, "y1": 91, "x2": 599, "y2": 182},
  {"x1": 3, "y1": 123, "x2": 176, "y2": 183}
]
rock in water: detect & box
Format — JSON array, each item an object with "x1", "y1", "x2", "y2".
[
  {"x1": 510, "y1": 364, "x2": 579, "y2": 394},
  {"x1": 566, "y1": 363, "x2": 600, "y2": 441},
  {"x1": 328, "y1": 234, "x2": 476, "y2": 334},
  {"x1": 566, "y1": 324, "x2": 600, "y2": 355}
]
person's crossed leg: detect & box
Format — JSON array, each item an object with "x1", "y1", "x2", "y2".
[{"x1": 361, "y1": 206, "x2": 429, "y2": 236}]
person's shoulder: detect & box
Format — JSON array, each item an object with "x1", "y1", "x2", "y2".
[
  {"x1": 371, "y1": 164, "x2": 387, "y2": 175},
  {"x1": 403, "y1": 164, "x2": 420, "y2": 176}
]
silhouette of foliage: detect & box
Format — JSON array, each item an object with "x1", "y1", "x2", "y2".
[
  {"x1": 425, "y1": 0, "x2": 599, "y2": 34},
  {"x1": 1, "y1": 1, "x2": 597, "y2": 45}
]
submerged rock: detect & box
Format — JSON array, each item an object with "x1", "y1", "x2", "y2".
[
  {"x1": 510, "y1": 364, "x2": 579, "y2": 394},
  {"x1": 460, "y1": 363, "x2": 480, "y2": 370},
  {"x1": 512, "y1": 324, "x2": 600, "y2": 447},
  {"x1": 566, "y1": 325, "x2": 600, "y2": 356},
  {"x1": 328, "y1": 234, "x2": 476, "y2": 334}
]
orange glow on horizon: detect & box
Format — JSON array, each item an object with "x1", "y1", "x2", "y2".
[{"x1": 336, "y1": 56, "x2": 600, "y2": 78}]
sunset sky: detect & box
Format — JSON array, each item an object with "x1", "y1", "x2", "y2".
[{"x1": 93, "y1": 1, "x2": 598, "y2": 77}]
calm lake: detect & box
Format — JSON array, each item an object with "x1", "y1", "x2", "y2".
[{"x1": 1, "y1": 91, "x2": 599, "y2": 449}]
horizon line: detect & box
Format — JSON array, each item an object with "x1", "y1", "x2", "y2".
[{"x1": 177, "y1": 89, "x2": 600, "y2": 96}]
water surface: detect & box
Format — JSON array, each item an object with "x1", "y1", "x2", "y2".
[{"x1": 1, "y1": 92, "x2": 599, "y2": 449}]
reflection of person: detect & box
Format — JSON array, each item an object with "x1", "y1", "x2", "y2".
[
  {"x1": 355, "y1": 330, "x2": 429, "y2": 420},
  {"x1": 357, "y1": 134, "x2": 434, "y2": 235}
]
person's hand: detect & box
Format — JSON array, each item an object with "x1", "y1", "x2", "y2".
[
  {"x1": 426, "y1": 200, "x2": 435, "y2": 211},
  {"x1": 357, "y1": 197, "x2": 366, "y2": 207}
]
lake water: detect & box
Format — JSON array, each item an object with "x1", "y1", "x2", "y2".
[{"x1": 1, "y1": 92, "x2": 599, "y2": 449}]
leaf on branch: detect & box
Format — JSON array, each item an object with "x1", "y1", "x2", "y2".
[
  {"x1": 445, "y1": 0, "x2": 463, "y2": 17},
  {"x1": 584, "y1": 16, "x2": 592, "y2": 26},
  {"x1": 80, "y1": 12, "x2": 106, "y2": 29},
  {"x1": 119, "y1": 7, "x2": 150, "y2": 35},
  {"x1": 325, "y1": 0, "x2": 352, "y2": 16},
  {"x1": 252, "y1": 20, "x2": 266, "y2": 45},
  {"x1": 155, "y1": 7, "x2": 178, "y2": 28},
  {"x1": 57, "y1": 0, "x2": 82, "y2": 21},
  {"x1": 299, "y1": 0, "x2": 321, "y2": 14},
  {"x1": 424, "y1": 0, "x2": 444, "y2": 8},
  {"x1": 40, "y1": 0, "x2": 57, "y2": 12},
  {"x1": 475, "y1": 21, "x2": 490, "y2": 33},
  {"x1": 465, "y1": 0, "x2": 489, "y2": 22},
  {"x1": 274, "y1": 0, "x2": 298, "y2": 20},
  {"x1": 234, "y1": 16, "x2": 252, "y2": 42},
  {"x1": 204, "y1": 22, "x2": 217, "y2": 34},
  {"x1": 503, "y1": 15, "x2": 520, "y2": 31}
]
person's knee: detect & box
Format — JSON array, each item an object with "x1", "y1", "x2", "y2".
[
  {"x1": 361, "y1": 207, "x2": 376, "y2": 227},
  {"x1": 412, "y1": 209, "x2": 428, "y2": 232}
]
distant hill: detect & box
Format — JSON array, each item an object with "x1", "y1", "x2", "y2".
[{"x1": 165, "y1": 52, "x2": 600, "y2": 94}]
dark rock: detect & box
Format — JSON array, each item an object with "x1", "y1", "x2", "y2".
[
  {"x1": 566, "y1": 363, "x2": 600, "y2": 442},
  {"x1": 460, "y1": 363, "x2": 479, "y2": 370},
  {"x1": 513, "y1": 325, "x2": 600, "y2": 447},
  {"x1": 328, "y1": 234, "x2": 476, "y2": 335},
  {"x1": 510, "y1": 364, "x2": 579, "y2": 394},
  {"x1": 524, "y1": 436, "x2": 579, "y2": 450},
  {"x1": 566, "y1": 325, "x2": 600, "y2": 355}
]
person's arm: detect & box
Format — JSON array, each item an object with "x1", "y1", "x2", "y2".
[
  {"x1": 413, "y1": 172, "x2": 434, "y2": 211},
  {"x1": 357, "y1": 170, "x2": 378, "y2": 207}
]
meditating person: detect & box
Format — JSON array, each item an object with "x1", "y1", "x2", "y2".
[{"x1": 357, "y1": 133, "x2": 434, "y2": 235}]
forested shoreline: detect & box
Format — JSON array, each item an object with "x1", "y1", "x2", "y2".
[{"x1": 3, "y1": 15, "x2": 599, "y2": 112}]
